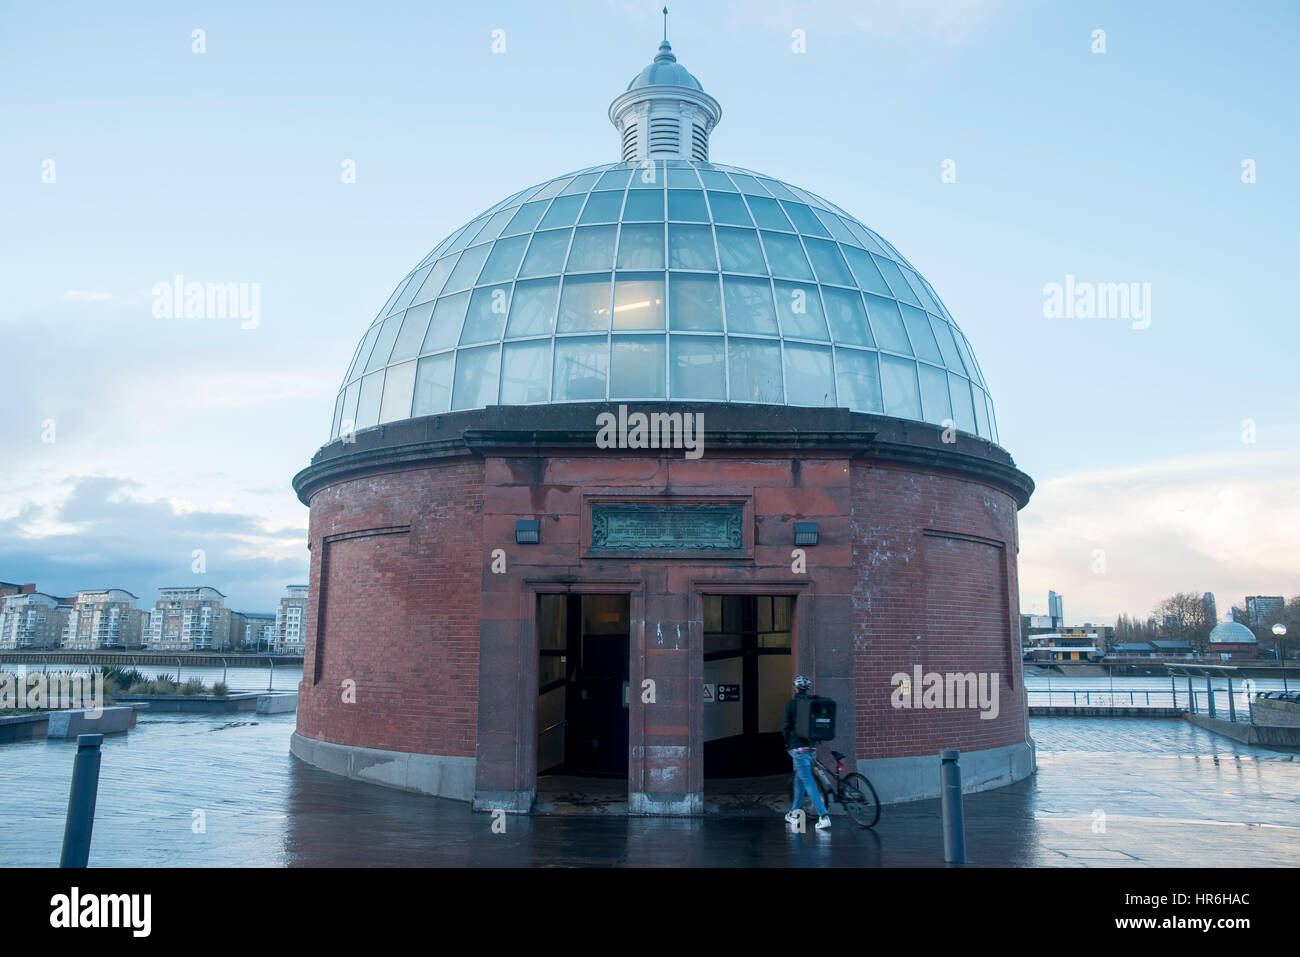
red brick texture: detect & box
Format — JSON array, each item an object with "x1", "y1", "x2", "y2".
[
  {"x1": 851, "y1": 461, "x2": 1027, "y2": 761},
  {"x1": 296, "y1": 438, "x2": 1028, "y2": 805},
  {"x1": 298, "y1": 462, "x2": 484, "y2": 758}
]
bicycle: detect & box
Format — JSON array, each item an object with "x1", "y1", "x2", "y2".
[{"x1": 811, "y1": 749, "x2": 880, "y2": 828}]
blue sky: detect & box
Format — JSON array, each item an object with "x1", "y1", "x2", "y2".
[{"x1": 1, "y1": 0, "x2": 1297, "y2": 622}]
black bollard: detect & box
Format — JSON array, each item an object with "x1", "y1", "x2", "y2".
[
  {"x1": 59, "y1": 733, "x2": 104, "y2": 868},
  {"x1": 940, "y1": 749, "x2": 966, "y2": 865}
]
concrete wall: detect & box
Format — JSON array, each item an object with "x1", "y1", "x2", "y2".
[
  {"x1": 0, "y1": 713, "x2": 49, "y2": 743},
  {"x1": 290, "y1": 732, "x2": 475, "y2": 801},
  {"x1": 861, "y1": 739, "x2": 1036, "y2": 804},
  {"x1": 1185, "y1": 712, "x2": 1300, "y2": 749},
  {"x1": 46, "y1": 706, "x2": 137, "y2": 738},
  {"x1": 257, "y1": 692, "x2": 298, "y2": 714},
  {"x1": 1252, "y1": 697, "x2": 1300, "y2": 727}
]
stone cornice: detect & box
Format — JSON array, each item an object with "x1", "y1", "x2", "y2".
[{"x1": 293, "y1": 403, "x2": 1034, "y2": 508}]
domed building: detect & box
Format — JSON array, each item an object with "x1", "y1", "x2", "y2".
[
  {"x1": 1208, "y1": 621, "x2": 1258, "y2": 660},
  {"x1": 291, "y1": 35, "x2": 1035, "y2": 814}
]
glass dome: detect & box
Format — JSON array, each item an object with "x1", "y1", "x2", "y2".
[
  {"x1": 331, "y1": 159, "x2": 999, "y2": 445},
  {"x1": 1208, "y1": 622, "x2": 1256, "y2": 643}
]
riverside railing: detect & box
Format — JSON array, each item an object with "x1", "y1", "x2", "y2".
[{"x1": 1027, "y1": 685, "x2": 1276, "y2": 722}]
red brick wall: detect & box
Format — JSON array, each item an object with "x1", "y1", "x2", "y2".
[
  {"x1": 474, "y1": 450, "x2": 857, "y2": 797},
  {"x1": 295, "y1": 446, "x2": 1028, "y2": 792},
  {"x1": 851, "y1": 461, "x2": 1027, "y2": 760},
  {"x1": 297, "y1": 461, "x2": 484, "y2": 757}
]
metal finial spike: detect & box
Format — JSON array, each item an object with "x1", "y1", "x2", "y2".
[{"x1": 663, "y1": 7, "x2": 668, "y2": 43}]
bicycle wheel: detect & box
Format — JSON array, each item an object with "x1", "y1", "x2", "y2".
[{"x1": 839, "y1": 772, "x2": 880, "y2": 828}]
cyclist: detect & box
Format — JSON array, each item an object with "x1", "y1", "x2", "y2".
[{"x1": 783, "y1": 675, "x2": 831, "y2": 830}]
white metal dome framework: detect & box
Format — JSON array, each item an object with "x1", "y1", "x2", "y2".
[{"x1": 330, "y1": 36, "x2": 999, "y2": 447}]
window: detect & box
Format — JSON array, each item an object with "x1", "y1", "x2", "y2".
[{"x1": 668, "y1": 274, "x2": 722, "y2": 331}]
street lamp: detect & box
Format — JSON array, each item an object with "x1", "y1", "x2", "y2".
[{"x1": 1273, "y1": 623, "x2": 1288, "y2": 692}]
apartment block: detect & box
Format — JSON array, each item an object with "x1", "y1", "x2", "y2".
[
  {"x1": 0, "y1": 592, "x2": 70, "y2": 649},
  {"x1": 232, "y1": 611, "x2": 276, "y2": 651},
  {"x1": 1245, "y1": 596, "x2": 1285, "y2": 629},
  {"x1": 63, "y1": 589, "x2": 144, "y2": 650},
  {"x1": 276, "y1": 585, "x2": 309, "y2": 654},
  {"x1": 144, "y1": 586, "x2": 231, "y2": 651}
]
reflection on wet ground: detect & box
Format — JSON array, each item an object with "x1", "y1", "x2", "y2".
[{"x1": 1, "y1": 714, "x2": 1296, "y2": 867}]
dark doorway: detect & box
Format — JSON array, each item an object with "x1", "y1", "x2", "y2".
[
  {"x1": 702, "y1": 595, "x2": 793, "y2": 777},
  {"x1": 537, "y1": 594, "x2": 630, "y2": 785}
]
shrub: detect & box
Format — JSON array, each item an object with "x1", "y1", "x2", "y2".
[
  {"x1": 179, "y1": 678, "x2": 206, "y2": 696},
  {"x1": 149, "y1": 676, "x2": 180, "y2": 695},
  {"x1": 100, "y1": 665, "x2": 150, "y2": 696},
  {"x1": 212, "y1": 681, "x2": 229, "y2": 697}
]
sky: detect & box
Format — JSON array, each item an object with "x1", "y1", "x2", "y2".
[{"x1": 1, "y1": 0, "x2": 1297, "y2": 622}]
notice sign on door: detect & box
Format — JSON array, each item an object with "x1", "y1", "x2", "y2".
[
  {"x1": 718, "y1": 684, "x2": 740, "y2": 702},
  {"x1": 703, "y1": 683, "x2": 715, "y2": 702}
]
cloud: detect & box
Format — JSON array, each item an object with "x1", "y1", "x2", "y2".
[
  {"x1": 0, "y1": 477, "x2": 306, "y2": 610},
  {"x1": 1019, "y1": 449, "x2": 1300, "y2": 623},
  {"x1": 727, "y1": 0, "x2": 1004, "y2": 44}
]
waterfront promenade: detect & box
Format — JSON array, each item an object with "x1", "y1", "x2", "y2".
[{"x1": 1, "y1": 712, "x2": 1297, "y2": 867}]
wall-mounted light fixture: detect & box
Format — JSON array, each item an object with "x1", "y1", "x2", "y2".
[
  {"x1": 794, "y1": 522, "x2": 819, "y2": 546},
  {"x1": 515, "y1": 520, "x2": 540, "y2": 545}
]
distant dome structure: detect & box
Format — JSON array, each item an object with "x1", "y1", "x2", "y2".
[
  {"x1": 293, "y1": 24, "x2": 1035, "y2": 816},
  {"x1": 1209, "y1": 621, "x2": 1257, "y2": 643}
]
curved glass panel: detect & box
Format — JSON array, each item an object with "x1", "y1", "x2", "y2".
[
  {"x1": 669, "y1": 273, "x2": 722, "y2": 331},
  {"x1": 835, "y1": 347, "x2": 882, "y2": 413},
  {"x1": 715, "y1": 227, "x2": 765, "y2": 274},
  {"x1": 505, "y1": 278, "x2": 560, "y2": 338},
  {"x1": 783, "y1": 343, "x2": 835, "y2": 407},
  {"x1": 553, "y1": 336, "x2": 607, "y2": 400},
  {"x1": 722, "y1": 277, "x2": 777, "y2": 335},
  {"x1": 331, "y1": 161, "x2": 999, "y2": 444},
  {"x1": 670, "y1": 335, "x2": 726, "y2": 399},
  {"x1": 612, "y1": 273, "x2": 665, "y2": 330},
  {"x1": 668, "y1": 224, "x2": 716, "y2": 270},
  {"x1": 557, "y1": 275, "x2": 611, "y2": 332},
  {"x1": 610, "y1": 336, "x2": 666, "y2": 397},
  {"x1": 617, "y1": 224, "x2": 665, "y2": 269},
  {"x1": 501, "y1": 340, "x2": 551, "y2": 404}
]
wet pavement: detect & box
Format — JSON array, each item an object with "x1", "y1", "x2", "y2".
[
  {"x1": 536, "y1": 772, "x2": 792, "y2": 814},
  {"x1": 1, "y1": 713, "x2": 1297, "y2": 867}
]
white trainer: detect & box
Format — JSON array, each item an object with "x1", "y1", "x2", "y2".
[{"x1": 815, "y1": 815, "x2": 832, "y2": 830}]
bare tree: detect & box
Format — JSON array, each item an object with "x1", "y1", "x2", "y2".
[
  {"x1": 1114, "y1": 612, "x2": 1160, "y2": 648},
  {"x1": 1153, "y1": 592, "x2": 1216, "y2": 654}
]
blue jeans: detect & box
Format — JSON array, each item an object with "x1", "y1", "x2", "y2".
[{"x1": 789, "y1": 748, "x2": 828, "y2": 817}]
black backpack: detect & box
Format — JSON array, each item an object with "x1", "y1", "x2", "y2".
[{"x1": 795, "y1": 695, "x2": 836, "y2": 741}]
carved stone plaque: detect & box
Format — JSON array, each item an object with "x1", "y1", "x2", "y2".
[{"x1": 590, "y1": 504, "x2": 744, "y2": 551}]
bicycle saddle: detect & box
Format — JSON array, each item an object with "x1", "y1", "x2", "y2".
[{"x1": 831, "y1": 750, "x2": 845, "y2": 762}]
